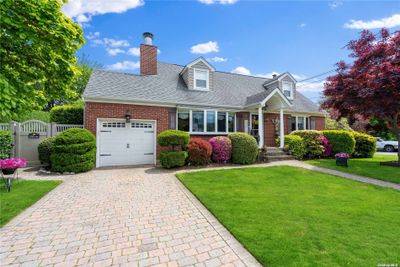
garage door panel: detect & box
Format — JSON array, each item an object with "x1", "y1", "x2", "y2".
[{"x1": 98, "y1": 120, "x2": 155, "y2": 167}]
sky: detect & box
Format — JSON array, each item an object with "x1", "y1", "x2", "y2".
[{"x1": 62, "y1": 0, "x2": 400, "y2": 102}]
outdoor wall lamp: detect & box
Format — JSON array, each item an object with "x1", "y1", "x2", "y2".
[{"x1": 125, "y1": 111, "x2": 132, "y2": 123}]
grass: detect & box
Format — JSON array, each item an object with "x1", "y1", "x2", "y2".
[
  {"x1": 0, "y1": 180, "x2": 61, "y2": 226},
  {"x1": 306, "y1": 154, "x2": 400, "y2": 184},
  {"x1": 177, "y1": 166, "x2": 400, "y2": 267}
]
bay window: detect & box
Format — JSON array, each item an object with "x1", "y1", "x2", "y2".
[
  {"x1": 289, "y1": 115, "x2": 313, "y2": 132},
  {"x1": 206, "y1": 111, "x2": 215, "y2": 132},
  {"x1": 192, "y1": 111, "x2": 204, "y2": 132},
  {"x1": 177, "y1": 109, "x2": 235, "y2": 134}
]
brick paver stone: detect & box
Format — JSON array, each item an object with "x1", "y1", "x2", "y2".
[{"x1": 0, "y1": 167, "x2": 261, "y2": 267}]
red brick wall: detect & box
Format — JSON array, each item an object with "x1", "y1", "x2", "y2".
[
  {"x1": 84, "y1": 102, "x2": 174, "y2": 158},
  {"x1": 313, "y1": 116, "x2": 325, "y2": 130},
  {"x1": 140, "y1": 44, "x2": 157, "y2": 75}
]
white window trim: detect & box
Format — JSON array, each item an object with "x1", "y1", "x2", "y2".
[
  {"x1": 282, "y1": 81, "x2": 294, "y2": 100},
  {"x1": 193, "y1": 68, "x2": 209, "y2": 91},
  {"x1": 292, "y1": 115, "x2": 311, "y2": 131},
  {"x1": 177, "y1": 109, "x2": 236, "y2": 135}
]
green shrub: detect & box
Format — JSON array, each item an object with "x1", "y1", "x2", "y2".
[
  {"x1": 228, "y1": 133, "x2": 258, "y2": 164},
  {"x1": 290, "y1": 130, "x2": 324, "y2": 158},
  {"x1": 50, "y1": 128, "x2": 96, "y2": 173},
  {"x1": 0, "y1": 130, "x2": 12, "y2": 159},
  {"x1": 352, "y1": 132, "x2": 376, "y2": 158},
  {"x1": 50, "y1": 105, "x2": 84, "y2": 124},
  {"x1": 38, "y1": 137, "x2": 56, "y2": 166},
  {"x1": 158, "y1": 130, "x2": 190, "y2": 149},
  {"x1": 322, "y1": 130, "x2": 355, "y2": 155},
  {"x1": 278, "y1": 135, "x2": 306, "y2": 160},
  {"x1": 159, "y1": 151, "x2": 188, "y2": 169}
]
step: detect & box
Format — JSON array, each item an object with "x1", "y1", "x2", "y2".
[{"x1": 267, "y1": 154, "x2": 294, "y2": 161}]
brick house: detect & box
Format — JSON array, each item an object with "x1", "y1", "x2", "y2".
[{"x1": 83, "y1": 32, "x2": 325, "y2": 167}]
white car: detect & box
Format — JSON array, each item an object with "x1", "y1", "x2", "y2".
[{"x1": 376, "y1": 137, "x2": 399, "y2": 152}]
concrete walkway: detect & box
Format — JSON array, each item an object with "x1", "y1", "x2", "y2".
[{"x1": 0, "y1": 168, "x2": 261, "y2": 267}]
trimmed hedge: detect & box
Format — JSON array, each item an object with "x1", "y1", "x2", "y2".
[
  {"x1": 279, "y1": 135, "x2": 306, "y2": 160},
  {"x1": 160, "y1": 151, "x2": 187, "y2": 169},
  {"x1": 209, "y1": 136, "x2": 232, "y2": 163},
  {"x1": 228, "y1": 133, "x2": 258, "y2": 164},
  {"x1": 352, "y1": 132, "x2": 376, "y2": 158},
  {"x1": 322, "y1": 130, "x2": 355, "y2": 155},
  {"x1": 0, "y1": 130, "x2": 12, "y2": 160},
  {"x1": 50, "y1": 128, "x2": 96, "y2": 173},
  {"x1": 50, "y1": 105, "x2": 84, "y2": 124},
  {"x1": 187, "y1": 138, "x2": 212, "y2": 166},
  {"x1": 290, "y1": 130, "x2": 324, "y2": 158},
  {"x1": 38, "y1": 137, "x2": 56, "y2": 166},
  {"x1": 157, "y1": 130, "x2": 190, "y2": 148}
]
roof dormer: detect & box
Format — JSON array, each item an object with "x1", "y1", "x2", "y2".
[
  {"x1": 263, "y1": 72, "x2": 297, "y2": 100},
  {"x1": 180, "y1": 57, "x2": 215, "y2": 91}
]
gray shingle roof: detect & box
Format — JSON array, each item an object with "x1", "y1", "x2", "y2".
[{"x1": 84, "y1": 62, "x2": 322, "y2": 114}]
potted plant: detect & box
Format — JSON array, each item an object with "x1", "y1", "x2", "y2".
[
  {"x1": 0, "y1": 158, "x2": 27, "y2": 175},
  {"x1": 335, "y1": 153, "x2": 350, "y2": 167}
]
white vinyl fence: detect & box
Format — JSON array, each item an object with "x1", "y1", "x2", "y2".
[{"x1": 0, "y1": 120, "x2": 83, "y2": 166}]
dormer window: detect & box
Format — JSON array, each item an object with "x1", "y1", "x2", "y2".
[
  {"x1": 282, "y1": 81, "x2": 293, "y2": 99},
  {"x1": 194, "y1": 69, "x2": 209, "y2": 90}
]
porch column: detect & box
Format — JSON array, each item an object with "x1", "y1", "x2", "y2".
[
  {"x1": 280, "y1": 108, "x2": 284, "y2": 148},
  {"x1": 258, "y1": 106, "x2": 264, "y2": 148}
]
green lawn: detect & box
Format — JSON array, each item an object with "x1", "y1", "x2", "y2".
[
  {"x1": 177, "y1": 167, "x2": 400, "y2": 267},
  {"x1": 0, "y1": 180, "x2": 61, "y2": 226},
  {"x1": 306, "y1": 154, "x2": 400, "y2": 184}
]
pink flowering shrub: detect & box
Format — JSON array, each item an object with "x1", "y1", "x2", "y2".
[
  {"x1": 0, "y1": 158, "x2": 27, "y2": 169},
  {"x1": 320, "y1": 135, "x2": 333, "y2": 157},
  {"x1": 209, "y1": 136, "x2": 232, "y2": 163}
]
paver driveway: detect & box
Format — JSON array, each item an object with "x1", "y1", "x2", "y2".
[{"x1": 0, "y1": 167, "x2": 260, "y2": 267}]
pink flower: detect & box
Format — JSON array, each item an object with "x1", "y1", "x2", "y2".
[
  {"x1": 335, "y1": 153, "x2": 350, "y2": 159},
  {"x1": 209, "y1": 136, "x2": 232, "y2": 163},
  {"x1": 0, "y1": 158, "x2": 27, "y2": 169}
]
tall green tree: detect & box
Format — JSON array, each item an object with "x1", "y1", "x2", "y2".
[{"x1": 0, "y1": 0, "x2": 84, "y2": 120}]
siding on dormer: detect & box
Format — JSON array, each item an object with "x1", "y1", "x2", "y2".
[{"x1": 187, "y1": 61, "x2": 214, "y2": 91}]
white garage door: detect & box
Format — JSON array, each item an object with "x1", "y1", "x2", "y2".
[{"x1": 98, "y1": 120, "x2": 155, "y2": 167}]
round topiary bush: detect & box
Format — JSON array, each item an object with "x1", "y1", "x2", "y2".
[
  {"x1": 228, "y1": 133, "x2": 258, "y2": 164},
  {"x1": 352, "y1": 132, "x2": 376, "y2": 158},
  {"x1": 159, "y1": 151, "x2": 188, "y2": 169},
  {"x1": 38, "y1": 137, "x2": 56, "y2": 167},
  {"x1": 322, "y1": 130, "x2": 355, "y2": 155},
  {"x1": 50, "y1": 105, "x2": 84, "y2": 124},
  {"x1": 157, "y1": 130, "x2": 190, "y2": 149},
  {"x1": 187, "y1": 138, "x2": 212, "y2": 166},
  {"x1": 0, "y1": 130, "x2": 12, "y2": 160},
  {"x1": 50, "y1": 128, "x2": 96, "y2": 173},
  {"x1": 209, "y1": 136, "x2": 232, "y2": 163},
  {"x1": 290, "y1": 130, "x2": 324, "y2": 158}
]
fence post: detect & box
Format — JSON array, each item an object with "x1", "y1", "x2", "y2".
[{"x1": 51, "y1": 123, "x2": 57, "y2": 137}]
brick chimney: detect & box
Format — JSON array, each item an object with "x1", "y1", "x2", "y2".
[{"x1": 140, "y1": 32, "x2": 157, "y2": 75}]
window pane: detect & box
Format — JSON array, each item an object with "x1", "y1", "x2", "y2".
[
  {"x1": 298, "y1": 116, "x2": 304, "y2": 130},
  {"x1": 228, "y1": 113, "x2": 235, "y2": 132},
  {"x1": 192, "y1": 111, "x2": 204, "y2": 132},
  {"x1": 217, "y1": 112, "x2": 226, "y2": 132},
  {"x1": 306, "y1": 117, "x2": 309, "y2": 130},
  {"x1": 196, "y1": 79, "x2": 207, "y2": 88},
  {"x1": 178, "y1": 112, "x2": 189, "y2": 131},
  {"x1": 290, "y1": 117, "x2": 296, "y2": 132},
  {"x1": 283, "y1": 82, "x2": 292, "y2": 98},
  {"x1": 206, "y1": 111, "x2": 215, "y2": 132}
]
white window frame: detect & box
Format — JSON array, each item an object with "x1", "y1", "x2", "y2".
[
  {"x1": 193, "y1": 68, "x2": 209, "y2": 91},
  {"x1": 291, "y1": 115, "x2": 311, "y2": 131},
  {"x1": 176, "y1": 109, "x2": 236, "y2": 135},
  {"x1": 282, "y1": 81, "x2": 294, "y2": 100}
]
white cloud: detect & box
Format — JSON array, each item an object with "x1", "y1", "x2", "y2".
[
  {"x1": 190, "y1": 41, "x2": 219, "y2": 54},
  {"x1": 198, "y1": 0, "x2": 238, "y2": 4},
  {"x1": 86, "y1": 32, "x2": 100, "y2": 40},
  {"x1": 127, "y1": 47, "x2": 140, "y2": 56},
  {"x1": 300, "y1": 23, "x2": 307, "y2": 28},
  {"x1": 107, "y1": 61, "x2": 140, "y2": 70},
  {"x1": 329, "y1": 1, "x2": 342, "y2": 9},
  {"x1": 344, "y1": 14, "x2": 400, "y2": 29},
  {"x1": 231, "y1": 66, "x2": 251, "y2": 75},
  {"x1": 207, "y1": 56, "x2": 227, "y2": 62},
  {"x1": 63, "y1": 0, "x2": 144, "y2": 23},
  {"x1": 256, "y1": 71, "x2": 280, "y2": 78},
  {"x1": 106, "y1": 48, "x2": 125, "y2": 56},
  {"x1": 103, "y1": 38, "x2": 130, "y2": 47},
  {"x1": 297, "y1": 80, "x2": 326, "y2": 93}
]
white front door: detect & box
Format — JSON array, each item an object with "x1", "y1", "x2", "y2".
[{"x1": 98, "y1": 120, "x2": 155, "y2": 167}]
